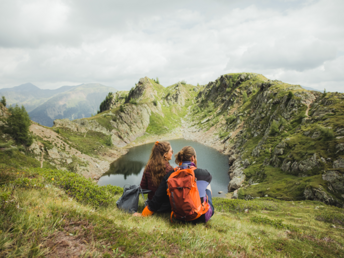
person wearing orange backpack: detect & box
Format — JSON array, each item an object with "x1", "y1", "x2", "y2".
[{"x1": 133, "y1": 146, "x2": 214, "y2": 223}]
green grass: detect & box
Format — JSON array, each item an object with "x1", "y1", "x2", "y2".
[
  {"x1": 94, "y1": 115, "x2": 114, "y2": 132},
  {"x1": 0, "y1": 149, "x2": 41, "y2": 170},
  {"x1": 58, "y1": 127, "x2": 112, "y2": 156},
  {"x1": 240, "y1": 166, "x2": 327, "y2": 200},
  {"x1": 146, "y1": 104, "x2": 186, "y2": 135},
  {"x1": 1, "y1": 166, "x2": 344, "y2": 257}
]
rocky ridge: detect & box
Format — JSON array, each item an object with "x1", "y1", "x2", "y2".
[
  {"x1": 184, "y1": 73, "x2": 344, "y2": 206},
  {"x1": 2, "y1": 73, "x2": 343, "y2": 206}
]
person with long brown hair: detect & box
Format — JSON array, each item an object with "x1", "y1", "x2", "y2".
[
  {"x1": 140, "y1": 141, "x2": 174, "y2": 200},
  {"x1": 134, "y1": 146, "x2": 215, "y2": 223}
]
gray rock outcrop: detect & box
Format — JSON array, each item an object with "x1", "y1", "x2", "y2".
[
  {"x1": 228, "y1": 159, "x2": 245, "y2": 192},
  {"x1": 322, "y1": 170, "x2": 344, "y2": 193},
  {"x1": 304, "y1": 185, "x2": 335, "y2": 205}
]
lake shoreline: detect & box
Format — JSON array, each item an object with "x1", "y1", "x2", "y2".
[{"x1": 99, "y1": 138, "x2": 231, "y2": 197}]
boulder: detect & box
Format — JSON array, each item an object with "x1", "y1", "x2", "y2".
[
  {"x1": 228, "y1": 156, "x2": 236, "y2": 166},
  {"x1": 270, "y1": 155, "x2": 281, "y2": 167},
  {"x1": 311, "y1": 131, "x2": 321, "y2": 139},
  {"x1": 228, "y1": 174, "x2": 245, "y2": 192},
  {"x1": 322, "y1": 170, "x2": 344, "y2": 193},
  {"x1": 28, "y1": 140, "x2": 43, "y2": 155},
  {"x1": 274, "y1": 148, "x2": 284, "y2": 155},
  {"x1": 232, "y1": 190, "x2": 238, "y2": 199},
  {"x1": 281, "y1": 160, "x2": 291, "y2": 172},
  {"x1": 243, "y1": 159, "x2": 250, "y2": 168},
  {"x1": 333, "y1": 158, "x2": 344, "y2": 169},
  {"x1": 336, "y1": 143, "x2": 344, "y2": 154},
  {"x1": 47, "y1": 147, "x2": 61, "y2": 159},
  {"x1": 304, "y1": 185, "x2": 335, "y2": 205}
]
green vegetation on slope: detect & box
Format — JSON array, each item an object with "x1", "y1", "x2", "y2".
[
  {"x1": 1, "y1": 166, "x2": 344, "y2": 257},
  {"x1": 5, "y1": 105, "x2": 33, "y2": 146},
  {"x1": 58, "y1": 128, "x2": 113, "y2": 156},
  {"x1": 189, "y1": 72, "x2": 344, "y2": 205}
]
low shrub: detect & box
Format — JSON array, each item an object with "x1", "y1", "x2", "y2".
[
  {"x1": 270, "y1": 120, "x2": 280, "y2": 136},
  {"x1": 243, "y1": 91, "x2": 248, "y2": 103},
  {"x1": 105, "y1": 135, "x2": 113, "y2": 147},
  {"x1": 38, "y1": 169, "x2": 123, "y2": 208},
  {"x1": 0, "y1": 191, "x2": 10, "y2": 204},
  {"x1": 12, "y1": 177, "x2": 44, "y2": 189},
  {"x1": 317, "y1": 125, "x2": 335, "y2": 141},
  {"x1": 226, "y1": 115, "x2": 236, "y2": 125},
  {"x1": 0, "y1": 140, "x2": 14, "y2": 148},
  {"x1": 129, "y1": 98, "x2": 137, "y2": 105}
]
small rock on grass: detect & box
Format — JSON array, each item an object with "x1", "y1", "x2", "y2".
[
  {"x1": 232, "y1": 190, "x2": 238, "y2": 199},
  {"x1": 244, "y1": 209, "x2": 249, "y2": 213}
]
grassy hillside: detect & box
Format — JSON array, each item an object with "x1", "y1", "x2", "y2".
[
  {"x1": 187, "y1": 73, "x2": 344, "y2": 205},
  {"x1": 1, "y1": 165, "x2": 344, "y2": 257},
  {"x1": 1, "y1": 75, "x2": 344, "y2": 256}
]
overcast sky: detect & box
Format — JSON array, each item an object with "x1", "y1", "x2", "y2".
[{"x1": 0, "y1": 0, "x2": 343, "y2": 92}]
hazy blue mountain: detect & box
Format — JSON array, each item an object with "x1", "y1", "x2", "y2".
[
  {"x1": 0, "y1": 83, "x2": 75, "y2": 112},
  {"x1": 302, "y1": 86, "x2": 321, "y2": 92},
  {"x1": 29, "y1": 83, "x2": 116, "y2": 127}
]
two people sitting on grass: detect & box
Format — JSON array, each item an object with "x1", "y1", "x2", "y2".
[{"x1": 134, "y1": 144, "x2": 215, "y2": 223}]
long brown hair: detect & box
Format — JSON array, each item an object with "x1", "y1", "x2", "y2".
[
  {"x1": 175, "y1": 146, "x2": 197, "y2": 165},
  {"x1": 147, "y1": 141, "x2": 171, "y2": 186}
]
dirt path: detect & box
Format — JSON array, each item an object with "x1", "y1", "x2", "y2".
[
  {"x1": 40, "y1": 151, "x2": 44, "y2": 168},
  {"x1": 305, "y1": 104, "x2": 311, "y2": 117}
]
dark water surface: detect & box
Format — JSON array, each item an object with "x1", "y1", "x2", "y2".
[{"x1": 98, "y1": 139, "x2": 229, "y2": 197}]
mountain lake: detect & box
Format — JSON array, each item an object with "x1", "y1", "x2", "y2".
[{"x1": 98, "y1": 139, "x2": 230, "y2": 197}]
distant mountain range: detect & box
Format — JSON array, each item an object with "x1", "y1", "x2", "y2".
[
  {"x1": 301, "y1": 86, "x2": 321, "y2": 92},
  {"x1": 0, "y1": 83, "x2": 116, "y2": 127}
]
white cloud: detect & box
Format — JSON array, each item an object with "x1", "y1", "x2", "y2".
[{"x1": 0, "y1": 0, "x2": 343, "y2": 92}]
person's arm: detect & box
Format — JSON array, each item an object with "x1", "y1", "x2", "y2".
[
  {"x1": 140, "y1": 169, "x2": 148, "y2": 190},
  {"x1": 146, "y1": 171, "x2": 172, "y2": 211},
  {"x1": 133, "y1": 171, "x2": 172, "y2": 217},
  {"x1": 194, "y1": 168, "x2": 212, "y2": 183}
]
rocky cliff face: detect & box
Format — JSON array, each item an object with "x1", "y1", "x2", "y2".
[
  {"x1": 6, "y1": 72, "x2": 343, "y2": 206},
  {"x1": 184, "y1": 73, "x2": 344, "y2": 206}
]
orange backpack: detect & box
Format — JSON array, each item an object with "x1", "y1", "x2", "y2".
[{"x1": 166, "y1": 166, "x2": 210, "y2": 222}]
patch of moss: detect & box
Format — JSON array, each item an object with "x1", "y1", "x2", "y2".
[{"x1": 239, "y1": 166, "x2": 327, "y2": 200}]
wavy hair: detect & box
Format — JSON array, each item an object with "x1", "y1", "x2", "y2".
[{"x1": 147, "y1": 141, "x2": 171, "y2": 186}]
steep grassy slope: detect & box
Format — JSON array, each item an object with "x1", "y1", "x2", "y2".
[
  {"x1": 49, "y1": 73, "x2": 344, "y2": 206},
  {"x1": 1, "y1": 77, "x2": 344, "y2": 256},
  {"x1": 1, "y1": 166, "x2": 344, "y2": 257},
  {"x1": 53, "y1": 77, "x2": 199, "y2": 148},
  {"x1": 187, "y1": 73, "x2": 344, "y2": 206}
]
